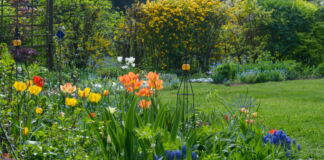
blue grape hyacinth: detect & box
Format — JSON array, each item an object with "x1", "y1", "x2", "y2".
[{"x1": 264, "y1": 130, "x2": 301, "y2": 157}]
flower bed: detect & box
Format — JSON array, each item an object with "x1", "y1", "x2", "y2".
[{"x1": 0, "y1": 71, "x2": 304, "y2": 159}]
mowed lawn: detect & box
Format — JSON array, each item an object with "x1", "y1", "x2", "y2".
[{"x1": 161, "y1": 79, "x2": 324, "y2": 158}]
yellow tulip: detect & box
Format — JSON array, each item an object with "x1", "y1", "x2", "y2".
[
  {"x1": 65, "y1": 98, "x2": 77, "y2": 107},
  {"x1": 23, "y1": 127, "x2": 29, "y2": 135},
  {"x1": 252, "y1": 112, "x2": 257, "y2": 118},
  {"x1": 78, "y1": 87, "x2": 91, "y2": 98},
  {"x1": 28, "y1": 85, "x2": 42, "y2": 95},
  {"x1": 35, "y1": 107, "x2": 43, "y2": 114},
  {"x1": 13, "y1": 81, "x2": 27, "y2": 92},
  {"x1": 88, "y1": 93, "x2": 101, "y2": 103},
  {"x1": 26, "y1": 80, "x2": 33, "y2": 87}
]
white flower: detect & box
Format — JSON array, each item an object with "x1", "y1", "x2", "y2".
[
  {"x1": 131, "y1": 63, "x2": 136, "y2": 67},
  {"x1": 108, "y1": 107, "x2": 116, "y2": 114},
  {"x1": 125, "y1": 57, "x2": 135, "y2": 64},
  {"x1": 17, "y1": 66, "x2": 22, "y2": 72},
  {"x1": 121, "y1": 65, "x2": 128, "y2": 70},
  {"x1": 117, "y1": 56, "x2": 123, "y2": 63},
  {"x1": 93, "y1": 84, "x2": 102, "y2": 88},
  {"x1": 112, "y1": 82, "x2": 117, "y2": 88}
]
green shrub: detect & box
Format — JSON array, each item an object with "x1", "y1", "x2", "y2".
[
  {"x1": 238, "y1": 70, "x2": 259, "y2": 83},
  {"x1": 0, "y1": 43, "x2": 16, "y2": 100},
  {"x1": 282, "y1": 60, "x2": 303, "y2": 80},
  {"x1": 314, "y1": 63, "x2": 324, "y2": 77},
  {"x1": 211, "y1": 63, "x2": 237, "y2": 83}
]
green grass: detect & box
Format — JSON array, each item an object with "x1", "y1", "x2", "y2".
[{"x1": 161, "y1": 79, "x2": 324, "y2": 158}]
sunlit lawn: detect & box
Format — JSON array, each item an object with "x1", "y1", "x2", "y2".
[{"x1": 161, "y1": 79, "x2": 324, "y2": 158}]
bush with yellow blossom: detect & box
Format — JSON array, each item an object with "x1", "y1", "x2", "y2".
[{"x1": 115, "y1": 0, "x2": 227, "y2": 71}]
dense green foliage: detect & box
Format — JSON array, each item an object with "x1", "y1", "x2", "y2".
[
  {"x1": 211, "y1": 60, "x2": 316, "y2": 83},
  {"x1": 259, "y1": 0, "x2": 322, "y2": 65}
]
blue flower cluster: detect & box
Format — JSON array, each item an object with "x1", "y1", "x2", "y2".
[
  {"x1": 154, "y1": 145, "x2": 197, "y2": 160},
  {"x1": 263, "y1": 130, "x2": 301, "y2": 150}
]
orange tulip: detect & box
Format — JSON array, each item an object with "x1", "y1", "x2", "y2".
[
  {"x1": 104, "y1": 90, "x2": 109, "y2": 96},
  {"x1": 135, "y1": 88, "x2": 153, "y2": 97},
  {"x1": 145, "y1": 72, "x2": 159, "y2": 82},
  {"x1": 138, "y1": 100, "x2": 151, "y2": 109},
  {"x1": 119, "y1": 72, "x2": 142, "y2": 92},
  {"x1": 155, "y1": 79, "x2": 163, "y2": 91}
]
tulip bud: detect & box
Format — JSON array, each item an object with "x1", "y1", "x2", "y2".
[
  {"x1": 104, "y1": 90, "x2": 109, "y2": 96},
  {"x1": 107, "y1": 135, "x2": 111, "y2": 144},
  {"x1": 23, "y1": 127, "x2": 29, "y2": 135}
]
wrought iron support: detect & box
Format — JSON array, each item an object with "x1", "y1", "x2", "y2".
[
  {"x1": 176, "y1": 54, "x2": 195, "y2": 132},
  {"x1": 47, "y1": 0, "x2": 54, "y2": 70}
]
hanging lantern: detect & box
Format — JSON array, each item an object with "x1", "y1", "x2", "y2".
[
  {"x1": 182, "y1": 64, "x2": 190, "y2": 71},
  {"x1": 56, "y1": 30, "x2": 65, "y2": 40},
  {"x1": 13, "y1": 39, "x2": 22, "y2": 47}
]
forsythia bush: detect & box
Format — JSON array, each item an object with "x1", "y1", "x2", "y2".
[{"x1": 117, "y1": 0, "x2": 227, "y2": 71}]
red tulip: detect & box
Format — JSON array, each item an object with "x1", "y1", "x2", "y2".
[
  {"x1": 269, "y1": 129, "x2": 277, "y2": 134},
  {"x1": 88, "y1": 112, "x2": 96, "y2": 118},
  {"x1": 225, "y1": 115, "x2": 228, "y2": 121}
]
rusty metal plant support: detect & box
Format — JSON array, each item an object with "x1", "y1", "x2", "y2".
[{"x1": 0, "y1": 0, "x2": 54, "y2": 69}]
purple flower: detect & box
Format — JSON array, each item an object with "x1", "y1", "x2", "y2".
[
  {"x1": 293, "y1": 139, "x2": 296, "y2": 145},
  {"x1": 167, "y1": 151, "x2": 175, "y2": 160},
  {"x1": 192, "y1": 152, "x2": 197, "y2": 160},
  {"x1": 263, "y1": 136, "x2": 269, "y2": 143},
  {"x1": 182, "y1": 145, "x2": 187, "y2": 157},
  {"x1": 297, "y1": 144, "x2": 301, "y2": 150},
  {"x1": 175, "y1": 150, "x2": 181, "y2": 159},
  {"x1": 273, "y1": 136, "x2": 279, "y2": 144}
]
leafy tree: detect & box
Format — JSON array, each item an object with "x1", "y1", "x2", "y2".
[{"x1": 259, "y1": 0, "x2": 321, "y2": 65}]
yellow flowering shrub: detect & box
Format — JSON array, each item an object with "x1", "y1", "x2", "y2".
[{"x1": 116, "y1": 0, "x2": 227, "y2": 71}]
